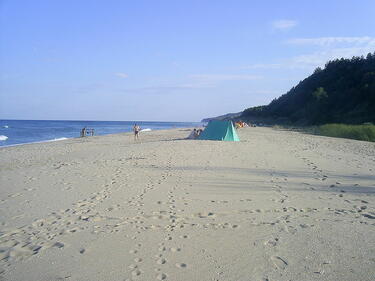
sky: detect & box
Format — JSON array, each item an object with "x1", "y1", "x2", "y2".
[{"x1": 1, "y1": 0, "x2": 375, "y2": 122}]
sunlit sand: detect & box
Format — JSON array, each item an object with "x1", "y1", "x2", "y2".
[{"x1": 1, "y1": 127, "x2": 374, "y2": 281}]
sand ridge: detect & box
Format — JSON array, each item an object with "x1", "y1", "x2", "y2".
[{"x1": 0, "y1": 127, "x2": 374, "y2": 281}]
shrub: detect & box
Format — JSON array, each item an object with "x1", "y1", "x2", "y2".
[{"x1": 317, "y1": 124, "x2": 375, "y2": 142}]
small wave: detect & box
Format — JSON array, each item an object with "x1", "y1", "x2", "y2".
[
  {"x1": 0, "y1": 135, "x2": 8, "y2": 141},
  {"x1": 140, "y1": 128, "x2": 152, "y2": 132},
  {"x1": 47, "y1": 137, "x2": 69, "y2": 142},
  {"x1": 3, "y1": 125, "x2": 9, "y2": 128},
  {"x1": 1, "y1": 137, "x2": 69, "y2": 148}
]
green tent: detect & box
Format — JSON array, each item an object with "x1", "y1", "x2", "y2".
[{"x1": 198, "y1": 120, "x2": 240, "y2": 141}]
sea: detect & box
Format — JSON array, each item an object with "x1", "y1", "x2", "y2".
[{"x1": 0, "y1": 120, "x2": 201, "y2": 147}]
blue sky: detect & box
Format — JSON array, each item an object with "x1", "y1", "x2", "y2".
[{"x1": 1, "y1": 0, "x2": 374, "y2": 121}]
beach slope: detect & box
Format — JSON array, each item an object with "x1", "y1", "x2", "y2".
[{"x1": 0, "y1": 128, "x2": 374, "y2": 281}]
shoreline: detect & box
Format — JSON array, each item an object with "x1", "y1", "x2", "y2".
[
  {"x1": 0, "y1": 137, "x2": 70, "y2": 149},
  {"x1": 1, "y1": 127, "x2": 374, "y2": 281},
  {"x1": 0, "y1": 127, "x2": 196, "y2": 149}
]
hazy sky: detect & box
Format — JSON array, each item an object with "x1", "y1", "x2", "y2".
[{"x1": 1, "y1": 0, "x2": 374, "y2": 121}]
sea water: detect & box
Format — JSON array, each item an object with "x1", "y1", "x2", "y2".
[{"x1": 0, "y1": 120, "x2": 200, "y2": 147}]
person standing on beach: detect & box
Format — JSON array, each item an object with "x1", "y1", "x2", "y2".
[
  {"x1": 133, "y1": 123, "x2": 140, "y2": 140},
  {"x1": 80, "y1": 127, "x2": 86, "y2": 137}
]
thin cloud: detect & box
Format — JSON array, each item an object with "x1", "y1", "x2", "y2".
[
  {"x1": 239, "y1": 36, "x2": 375, "y2": 71},
  {"x1": 287, "y1": 36, "x2": 375, "y2": 46},
  {"x1": 241, "y1": 63, "x2": 282, "y2": 70},
  {"x1": 290, "y1": 46, "x2": 375, "y2": 67},
  {"x1": 190, "y1": 74, "x2": 263, "y2": 81},
  {"x1": 284, "y1": 36, "x2": 375, "y2": 68},
  {"x1": 272, "y1": 20, "x2": 298, "y2": 30},
  {"x1": 176, "y1": 83, "x2": 216, "y2": 89},
  {"x1": 114, "y1": 72, "x2": 129, "y2": 78},
  {"x1": 114, "y1": 83, "x2": 216, "y2": 96}
]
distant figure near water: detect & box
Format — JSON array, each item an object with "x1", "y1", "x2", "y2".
[
  {"x1": 133, "y1": 123, "x2": 140, "y2": 140},
  {"x1": 80, "y1": 127, "x2": 94, "y2": 137},
  {"x1": 80, "y1": 127, "x2": 87, "y2": 137}
]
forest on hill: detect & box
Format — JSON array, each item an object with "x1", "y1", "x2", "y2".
[{"x1": 241, "y1": 52, "x2": 375, "y2": 125}]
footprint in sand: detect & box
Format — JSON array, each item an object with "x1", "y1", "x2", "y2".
[
  {"x1": 131, "y1": 269, "x2": 142, "y2": 277},
  {"x1": 264, "y1": 238, "x2": 279, "y2": 247},
  {"x1": 8, "y1": 193, "x2": 22, "y2": 198},
  {"x1": 53, "y1": 242, "x2": 65, "y2": 248},
  {"x1": 157, "y1": 258, "x2": 167, "y2": 265},
  {"x1": 362, "y1": 213, "x2": 375, "y2": 219},
  {"x1": 156, "y1": 273, "x2": 167, "y2": 280},
  {"x1": 128, "y1": 264, "x2": 138, "y2": 269},
  {"x1": 271, "y1": 256, "x2": 288, "y2": 270},
  {"x1": 170, "y1": 247, "x2": 181, "y2": 252},
  {"x1": 175, "y1": 263, "x2": 187, "y2": 268},
  {"x1": 283, "y1": 225, "x2": 297, "y2": 234}
]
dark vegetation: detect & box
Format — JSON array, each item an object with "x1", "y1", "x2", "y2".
[
  {"x1": 314, "y1": 123, "x2": 375, "y2": 142},
  {"x1": 241, "y1": 52, "x2": 375, "y2": 126}
]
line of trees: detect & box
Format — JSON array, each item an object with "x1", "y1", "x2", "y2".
[{"x1": 242, "y1": 52, "x2": 375, "y2": 125}]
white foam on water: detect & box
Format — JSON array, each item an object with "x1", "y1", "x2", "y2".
[
  {"x1": 48, "y1": 137, "x2": 69, "y2": 142},
  {"x1": 140, "y1": 128, "x2": 152, "y2": 132},
  {"x1": 0, "y1": 135, "x2": 8, "y2": 141},
  {"x1": 0, "y1": 136, "x2": 70, "y2": 148},
  {"x1": 3, "y1": 125, "x2": 9, "y2": 128}
]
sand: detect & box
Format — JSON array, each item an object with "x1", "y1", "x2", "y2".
[{"x1": 0, "y1": 127, "x2": 374, "y2": 281}]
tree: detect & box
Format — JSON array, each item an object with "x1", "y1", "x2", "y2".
[
  {"x1": 241, "y1": 52, "x2": 375, "y2": 125},
  {"x1": 312, "y1": 87, "x2": 328, "y2": 101},
  {"x1": 314, "y1": 67, "x2": 323, "y2": 74}
]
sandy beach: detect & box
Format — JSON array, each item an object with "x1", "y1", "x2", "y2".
[{"x1": 0, "y1": 127, "x2": 374, "y2": 281}]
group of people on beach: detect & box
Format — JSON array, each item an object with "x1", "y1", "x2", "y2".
[
  {"x1": 82, "y1": 122, "x2": 247, "y2": 141},
  {"x1": 80, "y1": 127, "x2": 95, "y2": 137},
  {"x1": 187, "y1": 128, "x2": 203, "y2": 139},
  {"x1": 235, "y1": 121, "x2": 248, "y2": 129},
  {"x1": 80, "y1": 124, "x2": 140, "y2": 140}
]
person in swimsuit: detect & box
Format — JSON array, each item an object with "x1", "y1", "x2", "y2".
[{"x1": 133, "y1": 123, "x2": 140, "y2": 140}]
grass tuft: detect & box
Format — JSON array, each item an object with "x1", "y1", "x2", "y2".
[{"x1": 317, "y1": 123, "x2": 375, "y2": 142}]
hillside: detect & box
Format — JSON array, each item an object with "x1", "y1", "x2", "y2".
[
  {"x1": 201, "y1": 111, "x2": 242, "y2": 123},
  {"x1": 241, "y1": 52, "x2": 375, "y2": 125}
]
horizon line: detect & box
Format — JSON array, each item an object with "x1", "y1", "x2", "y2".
[{"x1": 0, "y1": 118, "x2": 201, "y2": 123}]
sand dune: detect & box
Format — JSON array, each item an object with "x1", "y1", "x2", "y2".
[{"x1": 0, "y1": 127, "x2": 374, "y2": 281}]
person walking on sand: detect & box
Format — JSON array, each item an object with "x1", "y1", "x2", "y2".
[{"x1": 133, "y1": 123, "x2": 140, "y2": 140}]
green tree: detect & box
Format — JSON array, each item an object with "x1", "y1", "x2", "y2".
[
  {"x1": 241, "y1": 52, "x2": 375, "y2": 125},
  {"x1": 312, "y1": 87, "x2": 328, "y2": 101}
]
